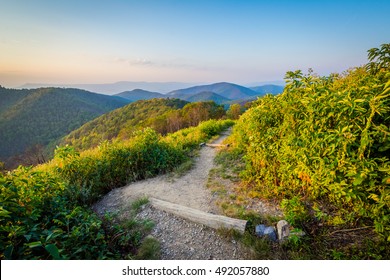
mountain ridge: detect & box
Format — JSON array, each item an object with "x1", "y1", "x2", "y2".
[
  {"x1": 115, "y1": 89, "x2": 166, "y2": 102},
  {"x1": 19, "y1": 81, "x2": 199, "y2": 94},
  {"x1": 168, "y1": 82, "x2": 258, "y2": 100}
]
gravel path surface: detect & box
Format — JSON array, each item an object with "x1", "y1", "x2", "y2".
[
  {"x1": 93, "y1": 129, "x2": 253, "y2": 259},
  {"x1": 136, "y1": 205, "x2": 252, "y2": 260}
]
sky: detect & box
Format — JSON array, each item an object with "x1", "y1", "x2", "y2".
[{"x1": 0, "y1": 0, "x2": 389, "y2": 88}]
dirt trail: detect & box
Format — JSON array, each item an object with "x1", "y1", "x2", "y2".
[
  {"x1": 93, "y1": 129, "x2": 253, "y2": 259},
  {"x1": 93, "y1": 131, "x2": 230, "y2": 215}
]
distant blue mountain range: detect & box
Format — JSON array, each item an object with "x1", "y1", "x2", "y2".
[
  {"x1": 114, "y1": 82, "x2": 284, "y2": 104},
  {"x1": 20, "y1": 81, "x2": 284, "y2": 97}
]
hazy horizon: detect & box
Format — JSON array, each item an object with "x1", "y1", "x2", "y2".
[
  {"x1": 11, "y1": 80, "x2": 285, "y2": 95},
  {"x1": 1, "y1": 0, "x2": 389, "y2": 88}
]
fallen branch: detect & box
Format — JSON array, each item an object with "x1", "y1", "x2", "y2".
[{"x1": 327, "y1": 226, "x2": 374, "y2": 236}]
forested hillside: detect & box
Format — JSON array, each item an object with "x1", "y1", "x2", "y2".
[
  {"x1": 227, "y1": 44, "x2": 390, "y2": 252},
  {"x1": 175, "y1": 91, "x2": 231, "y2": 104},
  {"x1": 60, "y1": 98, "x2": 225, "y2": 151},
  {"x1": 0, "y1": 87, "x2": 129, "y2": 169}
]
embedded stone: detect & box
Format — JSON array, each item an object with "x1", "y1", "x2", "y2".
[
  {"x1": 277, "y1": 220, "x2": 290, "y2": 241},
  {"x1": 263, "y1": 226, "x2": 277, "y2": 241}
]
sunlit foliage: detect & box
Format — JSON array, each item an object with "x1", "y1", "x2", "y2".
[{"x1": 229, "y1": 44, "x2": 390, "y2": 241}]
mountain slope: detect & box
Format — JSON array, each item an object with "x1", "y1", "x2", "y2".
[
  {"x1": 168, "y1": 82, "x2": 258, "y2": 100},
  {"x1": 0, "y1": 86, "x2": 30, "y2": 113},
  {"x1": 115, "y1": 89, "x2": 166, "y2": 102},
  {"x1": 0, "y1": 87, "x2": 130, "y2": 168},
  {"x1": 115, "y1": 89, "x2": 231, "y2": 104},
  {"x1": 180, "y1": 91, "x2": 231, "y2": 104},
  {"x1": 250, "y1": 84, "x2": 284, "y2": 95},
  {"x1": 60, "y1": 98, "x2": 189, "y2": 150}
]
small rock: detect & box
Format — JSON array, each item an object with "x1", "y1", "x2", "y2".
[
  {"x1": 263, "y1": 226, "x2": 277, "y2": 241},
  {"x1": 277, "y1": 220, "x2": 290, "y2": 241},
  {"x1": 255, "y1": 224, "x2": 277, "y2": 241},
  {"x1": 255, "y1": 224, "x2": 266, "y2": 236}
]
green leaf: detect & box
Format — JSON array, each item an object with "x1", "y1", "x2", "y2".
[
  {"x1": 354, "y1": 99, "x2": 366, "y2": 103},
  {"x1": 368, "y1": 193, "x2": 380, "y2": 202},
  {"x1": 378, "y1": 144, "x2": 390, "y2": 152},
  {"x1": 0, "y1": 207, "x2": 11, "y2": 218},
  {"x1": 27, "y1": 241, "x2": 42, "y2": 248},
  {"x1": 375, "y1": 222, "x2": 384, "y2": 233},
  {"x1": 24, "y1": 234, "x2": 32, "y2": 241},
  {"x1": 45, "y1": 244, "x2": 62, "y2": 260},
  {"x1": 4, "y1": 245, "x2": 14, "y2": 259},
  {"x1": 352, "y1": 175, "x2": 364, "y2": 186}
]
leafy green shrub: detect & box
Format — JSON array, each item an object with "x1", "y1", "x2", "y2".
[
  {"x1": 53, "y1": 128, "x2": 185, "y2": 205},
  {"x1": 0, "y1": 167, "x2": 117, "y2": 259},
  {"x1": 280, "y1": 197, "x2": 310, "y2": 226},
  {"x1": 230, "y1": 44, "x2": 390, "y2": 241},
  {"x1": 164, "y1": 119, "x2": 234, "y2": 152}
]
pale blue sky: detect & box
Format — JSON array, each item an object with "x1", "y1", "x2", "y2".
[{"x1": 0, "y1": 0, "x2": 389, "y2": 87}]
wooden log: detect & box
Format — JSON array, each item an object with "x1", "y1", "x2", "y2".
[
  {"x1": 205, "y1": 143, "x2": 230, "y2": 148},
  {"x1": 149, "y1": 198, "x2": 247, "y2": 234}
]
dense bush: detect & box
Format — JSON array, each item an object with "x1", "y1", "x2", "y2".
[
  {"x1": 230, "y1": 44, "x2": 390, "y2": 241},
  {"x1": 0, "y1": 167, "x2": 116, "y2": 259},
  {"x1": 53, "y1": 128, "x2": 185, "y2": 205},
  {"x1": 164, "y1": 119, "x2": 235, "y2": 152}
]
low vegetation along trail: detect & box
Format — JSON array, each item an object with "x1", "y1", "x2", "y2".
[{"x1": 93, "y1": 129, "x2": 253, "y2": 259}]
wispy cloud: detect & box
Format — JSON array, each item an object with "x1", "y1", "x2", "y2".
[
  {"x1": 114, "y1": 57, "x2": 153, "y2": 66},
  {"x1": 131, "y1": 58, "x2": 153, "y2": 66},
  {"x1": 113, "y1": 56, "x2": 220, "y2": 72}
]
